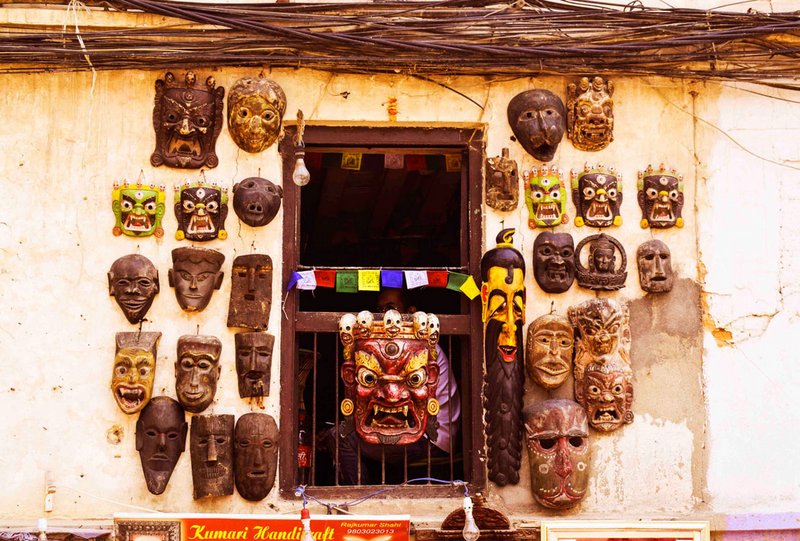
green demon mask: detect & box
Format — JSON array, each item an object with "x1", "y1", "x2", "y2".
[{"x1": 112, "y1": 182, "x2": 166, "y2": 237}]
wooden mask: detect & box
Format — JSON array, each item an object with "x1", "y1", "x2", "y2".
[
  {"x1": 637, "y1": 239, "x2": 674, "y2": 293},
  {"x1": 112, "y1": 331, "x2": 161, "y2": 414},
  {"x1": 571, "y1": 163, "x2": 622, "y2": 228},
  {"x1": 111, "y1": 181, "x2": 166, "y2": 238},
  {"x1": 136, "y1": 396, "x2": 187, "y2": 495},
  {"x1": 485, "y1": 148, "x2": 519, "y2": 211},
  {"x1": 232, "y1": 176, "x2": 283, "y2": 227},
  {"x1": 168, "y1": 247, "x2": 224, "y2": 313},
  {"x1": 575, "y1": 233, "x2": 627, "y2": 291},
  {"x1": 234, "y1": 413, "x2": 279, "y2": 501},
  {"x1": 525, "y1": 314, "x2": 572, "y2": 390},
  {"x1": 175, "y1": 335, "x2": 222, "y2": 414},
  {"x1": 108, "y1": 254, "x2": 159, "y2": 324},
  {"x1": 533, "y1": 232, "x2": 575, "y2": 294},
  {"x1": 190, "y1": 414, "x2": 234, "y2": 499},
  {"x1": 227, "y1": 76, "x2": 286, "y2": 153},
  {"x1": 174, "y1": 180, "x2": 229, "y2": 241},
  {"x1": 234, "y1": 332, "x2": 274, "y2": 398},
  {"x1": 567, "y1": 76, "x2": 614, "y2": 152},
  {"x1": 524, "y1": 165, "x2": 567, "y2": 229},
  {"x1": 507, "y1": 89, "x2": 566, "y2": 162},
  {"x1": 638, "y1": 164, "x2": 685, "y2": 229},
  {"x1": 227, "y1": 254, "x2": 273, "y2": 330}
]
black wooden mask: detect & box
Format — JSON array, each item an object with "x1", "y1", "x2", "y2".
[
  {"x1": 533, "y1": 232, "x2": 575, "y2": 294},
  {"x1": 136, "y1": 396, "x2": 187, "y2": 495},
  {"x1": 175, "y1": 335, "x2": 222, "y2": 413},
  {"x1": 575, "y1": 233, "x2": 627, "y2": 291},
  {"x1": 637, "y1": 239, "x2": 674, "y2": 293},
  {"x1": 507, "y1": 89, "x2": 566, "y2": 162},
  {"x1": 234, "y1": 413, "x2": 279, "y2": 501},
  {"x1": 168, "y1": 247, "x2": 224, "y2": 313},
  {"x1": 234, "y1": 332, "x2": 274, "y2": 398},
  {"x1": 232, "y1": 177, "x2": 283, "y2": 227},
  {"x1": 227, "y1": 254, "x2": 273, "y2": 330},
  {"x1": 108, "y1": 254, "x2": 159, "y2": 324},
  {"x1": 190, "y1": 414, "x2": 234, "y2": 499}
]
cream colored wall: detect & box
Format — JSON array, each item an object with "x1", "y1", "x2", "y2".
[{"x1": 0, "y1": 65, "x2": 796, "y2": 529}]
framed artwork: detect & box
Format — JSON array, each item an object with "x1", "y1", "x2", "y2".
[
  {"x1": 540, "y1": 521, "x2": 710, "y2": 541},
  {"x1": 115, "y1": 520, "x2": 180, "y2": 541}
]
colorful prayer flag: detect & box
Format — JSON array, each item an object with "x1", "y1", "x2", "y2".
[
  {"x1": 446, "y1": 272, "x2": 469, "y2": 292},
  {"x1": 358, "y1": 269, "x2": 381, "y2": 291},
  {"x1": 459, "y1": 276, "x2": 481, "y2": 300},
  {"x1": 341, "y1": 153, "x2": 363, "y2": 171},
  {"x1": 405, "y1": 155, "x2": 427, "y2": 171},
  {"x1": 384, "y1": 154, "x2": 404, "y2": 170},
  {"x1": 404, "y1": 270, "x2": 429, "y2": 289},
  {"x1": 314, "y1": 269, "x2": 336, "y2": 288},
  {"x1": 296, "y1": 270, "x2": 317, "y2": 290},
  {"x1": 381, "y1": 270, "x2": 404, "y2": 289},
  {"x1": 427, "y1": 270, "x2": 449, "y2": 288},
  {"x1": 336, "y1": 270, "x2": 359, "y2": 293}
]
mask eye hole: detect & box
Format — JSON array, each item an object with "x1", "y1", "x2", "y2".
[
  {"x1": 569, "y1": 436, "x2": 584, "y2": 447},
  {"x1": 356, "y1": 368, "x2": 377, "y2": 387},
  {"x1": 583, "y1": 187, "x2": 595, "y2": 199},
  {"x1": 206, "y1": 201, "x2": 219, "y2": 212},
  {"x1": 239, "y1": 108, "x2": 250, "y2": 119},
  {"x1": 183, "y1": 200, "x2": 195, "y2": 212},
  {"x1": 538, "y1": 438, "x2": 556, "y2": 450}
]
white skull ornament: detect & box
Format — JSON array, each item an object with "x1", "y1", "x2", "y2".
[
  {"x1": 355, "y1": 310, "x2": 373, "y2": 339},
  {"x1": 383, "y1": 309, "x2": 402, "y2": 337},
  {"x1": 413, "y1": 311, "x2": 429, "y2": 340}
]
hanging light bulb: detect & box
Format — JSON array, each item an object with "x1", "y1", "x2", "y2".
[
  {"x1": 461, "y1": 496, "x2": 480, "y2": 541},
  {"x1": 292, "y1": 109, "x2": 311, "y2": 187},
  {"x1": 300, "y1": 508, "x2": 315, "y2": 541}
]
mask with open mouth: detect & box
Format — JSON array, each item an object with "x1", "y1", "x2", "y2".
[
  {"x1": 533, "y1": 232, "x2": 575, "y2": 294},
  {"x1": 566, "y1": 76, "x2": 614, "y2": 152},
  {"x1": 108, "y1": 254, "x2": 160, "y2": 324},
  {"x1": 234, "y1": 413, "x2": 278, "y2": 501},
  {"x1": 638, "y1": 164, "x2": 684, "y2": 229},
  {"x1": 227, "y1": 254, "x2": 272, "y2": 330},
  {"x1": 175, "y1": 335, "x2": 222, "y2": 414},
  {"x1": 151, "y1": 71, "x2": 224, "y2": 170},
  {"x1": 112, "y1": 332, "x2": 160, "y2": 414},
  {"x1": 136, "y1": 396, "x2": 187, "y2": 495},
  {"x1": 524, "y1": 165, "x2": 567, "y2": 229},
  {"x1": 571, "y1": 163, "x2": 622, "y2": 228},
  {"x1": 174, "y1": 180, "x2": 228, "y2": 242},
  {"x1": 112, "y1": 182, "x2": 166, "y2": 238},
  {"x1": 637, "y1": 239, "x2": 674, "y2": 293},
  {"x1": 524, "y1": 399, "x2": 591, "y2": 509},
  {"x1": 525, "y1": 314, "x2": 573, "y2": 390},
  {"x1": 507, "y1": 89, "x2": 566, "y2": 162},
  {"x1": 575, "y1": 359, "x2": 634, "y2": 432},
  {"x1": 234, "y1": 332, "x2": 274, "y2": 398},
  {"x1": 190, "y1": 414, "x2": 234, "y2": 499},
  {"x1": 338, "y1": 311, "x2": 440, "y2": 446},
  {"x1": 485, "y1": 148, "x2": 519, "y2": 212}
]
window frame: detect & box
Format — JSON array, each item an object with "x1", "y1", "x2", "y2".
[{"x1": 279, "y1": 124, "x2": 486, "y2": 499}]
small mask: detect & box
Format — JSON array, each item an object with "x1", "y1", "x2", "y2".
[
  {"x1": 175, "y1": 335, "x2": 222, "y2": 413},
  {"x1": 533, "y1": 232, "x2": 575, "y2": 294},
  {"x1": 480, "y1": 229, "x2": 526, "y2": 487},
  {"x1": 485, "y1": 148, "x2": 519, "y2": 212},
  {"x1": 174, "y1": 180, "x2": 229, "y2": 241},
  {"x1": 525, "y1": 314, "x2": 573, "y2": 390},
  {"x1": 575, "y1": 233, "x2": 627, "y2": 291},
  {"x1": 168, "y1": 247, "x2": 224, "y2": 313},
  {"x1": 136, "y1": 396, "x2": 187, "y2": 495},
  {"x1": 112, "y1": 332, "x2": 161, "y2": 414},
  {"x1": 575, "y1": 359, "x2": 634, "y2": 432},
  {"x1": 227, "y1": 254, "x2": 273, "y2": 330},
  {"x1": 338, "y1": 311, "x2": 440, "y2": 446},
  {"x1": 234, "y1": 332, "x2": 274, "y2": 398},
  {"x1": 524, "y1": 399, "x2": 590, "y2": 509},
  {"x1": 507, "y1": 89, "x2": 566, "y2": 162},
  {"x1": 190, "y1": 414, "x2": 234, "y2": 499},
  {"x1": 232, "y1": 177, "x2": 283, "y2": 227},
  {"x1": 637, "y1": 239, "x2": 674, "y2": 293},
  {"x1": 150, "y1": 71, "x2": 224, "y2": 169},
  {"x1": 567, "y1": 76, "x2": 614, "y2": 152},
  {"x1": 109, "y1": 254, "x2": 160, "y2": 324},
  {"x1": 227, "y1": 76, "x2": 287, "y2": 153},
  {"x1": 234, "y1": 413, "x2": 279, "y2": 501},
  {"x1": 112, "y1": 182, "x2": 166, "y2": 238},
  {"x1": 571, "y1": 163, "x2": 622, "y2": 228},
  {"x1": 638, "y1": 164, "x2": 684, "y2": 229},
  {"x1": 524, "y1": 166, "x2": 567, "y2": 229}
]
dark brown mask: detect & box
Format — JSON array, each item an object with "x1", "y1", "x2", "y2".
[
  {"x1": 136, "y1": 396, "x2": 187, "y2": 495},
  {"x1": 175, "y1": 335, "x2": 222, "y2": 413},
  {"x1": 174, "y1": 182, "x2": 229, "y2": 242},
  {"x1": 108, "y1": 254, "x2": 159, "y2": 324},
  {"x1": 637, "y1": 239, "x2": 674, "y2": 293},
  {"x1": 190, "y1": 414, "x2": 234, "y2": 499},
  {"x1": 227, "y1": 254, "x2": 273, "y2": 330},
  {"x1": 234, "y1": 413, "x2": 279, "y2": 501},
  {"x1": 533, "y1": 232, "x2": 575, "y2": 293},
  {"x1": 150, "y1": 71, "x2": 224, "y2": 169},
  {"x1": 235, "y1": 332, "x2": 274, "y2": 398},
  {"x1": 485, "y1": 148, "x2": 519, "y2": 212},
  {"x1": 575, "y1": 233, "x2": 627, "y2": 291},
  {"x1": 507, "y1": 89, "x2": 566, "y2": 162},
  {"x1": 232, "y1": 177, "x2": 283, "y2": 227},
  {"x1": 168, "y1": 247, "x2": 224, "y2": 313}
]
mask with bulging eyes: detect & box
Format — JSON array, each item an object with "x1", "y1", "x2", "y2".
[
  {"x1": 234, "y1": 413, "x2": 279, "y2": 501},
  {"x1": 112, "y1": 332, "x2": 161, "y2": 414},
  {"x1": 637, "y1": 239, "x2": 674, "y2": 293},
  {"x1": 507, "y1": 89, "x2": 566, "y2": 162},
  {"x1": 112, "y1": 182, "x2": 166, "y2": 238},
  {"x1": 567, "y1": 76, "x2": 614, "y2": 152},
  {"x1": 190, "y1": 414, "x2": 234, "y2": 499},
  {"x1": 235, "y1": 332, "x2": 274, "y2": 398},
  {"x1": 227, "y1": 76, "x2": 286, "y2": 154},
  {"x1": 232, "y1": 177, "x2": 283, "y2": 228},
  {"x1": 638, "y1": 164, "x2": 684, "y2": 229},
  {"x1": 227, "y1": 254, "x2": 273, "y2": 330},
  {"x1": 571, "y1": 163, "x2": 622, "y2": 228},
  {"x1": 174, "y1": 181, "x2": 229, "y2": 241}
]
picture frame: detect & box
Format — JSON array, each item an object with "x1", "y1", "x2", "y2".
[
  {"x1": 115, "y1": 519, "x2": 181, "y2": 541},
  {"x1": 540, "y1": 520, "x2": 710, "y2": 541}
]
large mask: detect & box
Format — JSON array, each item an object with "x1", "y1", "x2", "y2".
[
  {"x1": 523, "y1": 399, "x2": 590, "y2": 509},
  {"x1": 112, "y1": 182, "x2": 166, "y2": 238},
  {"x1": 480, "y1": 228, "x2": 526, "y2": 487},
  {"x1": 637, "y1": 239, "x2": 674, "y2": 293},
  {"x1": 227, "y1": 254, "x2": 273, "y2": 330},
  {"x1": 174, "y1": 180, "x2": 229, "y2": 241},
  {"x1": 136, "y1": 396, "x2": 187, "y2": 495},
  {"x1": 234, "y1": 413, "x2": 279, "y2": 501},
  {"x1": 150, "y1": 71, "x2": 224, "y2": 169},
  {"x1": 533, "y1": 232, "x2": 575, "y2": 294},
  {"x1": 571, "y1": 163, "x2": 622, "y2": 228},
  {"x1": 232, "y1": 177, "x2": 283, "y2": 227},
  {"x1": 234, "y1": 332, "x2": 274, "y2": 398},
  {"x1": 485, "y1": 148, "x2": 519, "y2": 212},
  {"x1": 566, "y1": 76, "x2": 614, "y2": 152},
  {"x1": 112, "y1": 332, "x2": 161, "y2": 414},
  {"x1": 524, "y1": 166, "x2": 567, "y2": 229},
  {"x1": 190, "y1": 414, "x2": 234, "y2": 499},
  {"x1": 637, "y1": 164, "x2": 685, "y2": 229},
  {"x1": 227, "y1": 76, "x2": 287, "y2": 153},
  {"x1": 338, "y1": 310, "x2": 440, "y2": 446},
  {"x1": 525, "y1": 314, "x2": 572, "y2": 390},
  {"x1": 168, "y1": 247, "x2": 224, "y2": 312},
  {"x1": 575, "y1": 233, "x2": 627, "y2": 291},
  {"x1": 108, "y1": 255, "x2": 160, "y2": 324},
  {"x1": 507, "y1": 89, "x2": 566, "y2": 162},
  {"x1": 175, "y1": 335, "x2": 222, "y2": 413}
]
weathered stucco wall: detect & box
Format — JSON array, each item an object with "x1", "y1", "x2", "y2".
[{"x1": 0, "y1": 62, "x2": 796, "y2": 533}]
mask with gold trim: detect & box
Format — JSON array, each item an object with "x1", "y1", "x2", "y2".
[
  {"x1": 174, "y1": 180, "x2": 228, "y2": 241},
  {"x1": 566, "y1": 76, "x2": 614, "y2": 152},
  {"x1": 571, "y1": 163, "x2": 622, "y2": 228},
  {"x1": 112, "y1": 182, "x2": 166, "y2": 237},
  {"x1": 524, "y1": 165, "x2": 567, "y2": 229},
  {"x1": 637, "y1": 164, "x2": 684, "y2": 229}
]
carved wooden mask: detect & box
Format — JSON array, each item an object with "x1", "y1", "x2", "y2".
[
  {"x1": 485, "y1": 148, "x2": 519, "y2": 211},
  {"x1": 524, "y1": 399, "x2": 590, "y2": 509},
  {"x1": 533, "y1": 232, "x2": 575, "y2": 294},
  {"x1": 638, "y1": 164, "x2": 685, "y2": 229},
  {"x1": 175, "y1": 335, "x2": 222, "y2": 414},
  {"x1": 136, "y1": 396, "x2": 187, "y2": 495},
  {"x1": 234, "y1": 332, "x2": 274, "y2": 398},
  {"x1": 234, "y1": 413, "x2": 279, "y2": 501},
  {"x1": 112, "y1": 331, "x2": 161, "y2": 414},
  {"x1": 571, "y1": 163, "x2": 622, "y2": 228},
  {"x1": 190, "y1": 414, "x2": 234, "y2": 499},
  {"x1": 637, "y1": 239, "x2": 674, "y2": 293},
  {"x1": 109, "y1": 254, "x2": 159, "y2": 324},
  {"x1": 151, "y1": 71, "x2": 224, "y2": 169},
  {"x1": 567, "y1": 76, "x2": 614, "y2": 152},
  {"x1": 168, "y1": 247, "x2": 224, "y2": 312},
  {"x1": 525, "y1": 314, "x2": 572, "y2": 390},
  {"x1": 232, "y1": 176, "x2": 283, "y2": 227},
  {"x1": 575, "y1": 233, "x2": 627, "y2": 291},
  {"x1": 112, "y1": 182, "x2": 166, "y2": 238},
  {"x1": 507, "y1": 89, "x2": 566, "y2": 162},
  {"x1": 524, "y1": 165, "x2": 567, "y2": 229},
  {"x1": 227, "y1": 254, "x2": 273, "y2": 330},
  {"x1": 227, "y1": 76, "x2": 287, "y2": 153},
  {"x1": 174, "y1": 181, "x2": 229, "y2": 241}
]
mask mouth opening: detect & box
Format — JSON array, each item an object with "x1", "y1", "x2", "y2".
[
  {"x1": 115, "y1": 384, "x2": 146, "y2": 410},
  {"x1": 167, "y1": 133, "x2": 202, "y2": 158},
  {"x1": 366, "y1": 401, "x2": 416, "y2": 431},
  {"x1": 593, "y1": 406, "x2": 620, "y2": 423},
  {"x1": 124, "y1": 213, "x2": 152, "y2": 231}
]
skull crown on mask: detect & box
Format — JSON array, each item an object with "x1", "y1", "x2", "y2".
[{"x1": 566, "y1": 76, "x2": 614, "y2": 152}]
